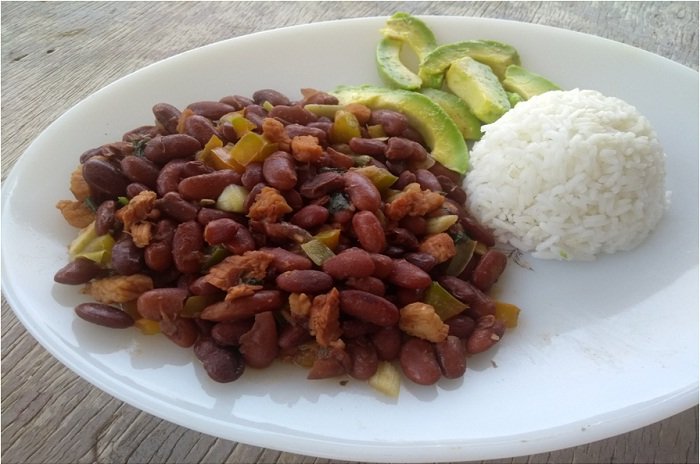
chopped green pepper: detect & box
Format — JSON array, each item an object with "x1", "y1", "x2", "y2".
[
  {"x1": 301, "y1": 239, "x2": 336, "y2": 266},
  {"x1": 423, "y1": 281, "x2": 468, "y2": 321},
  {"x1": 330, "y1": 109, "x2": 362, "y2": 144}
]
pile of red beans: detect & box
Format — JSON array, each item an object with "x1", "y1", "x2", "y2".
[{"x1": 54, "y1": 88, "x2": 509, "y2": 388}]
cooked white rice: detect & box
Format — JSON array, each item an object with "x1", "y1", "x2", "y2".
[{"x1": 464, "y1": 89, "x2": 668, "y2": 260}]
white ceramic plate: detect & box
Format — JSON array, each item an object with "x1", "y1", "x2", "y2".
[{"x1": 2, "y1": 16, "x2": 698, "y2": 463}]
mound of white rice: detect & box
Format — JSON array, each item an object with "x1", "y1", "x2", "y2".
[{"x1": 465, "y1": 89, "x2": 668, "y2": 260}]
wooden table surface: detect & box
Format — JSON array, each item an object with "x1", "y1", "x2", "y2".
[{"x1": 2, "y1": 2, "x2": 698, "y2": 463}]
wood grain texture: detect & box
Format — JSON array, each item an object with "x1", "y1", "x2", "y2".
[{"x1": 2, "y1": 2, "x2": 698, "y2": 463}]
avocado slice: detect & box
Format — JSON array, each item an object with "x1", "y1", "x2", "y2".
[
  {"x1": 380, "y1": 12, "x2": 438, "y2": 62},
  {"x1": 333, "y1": 85, "x2": 469, "y2": 174},
  {"x1": 419, "y1": 87, "x2": 482, "y2": 141},
  {"x1": 376, "y1": 37, "x2": 423, "y2": 90},
  {"x1": 375, "y1": 13, "x2": 437, "y2": 90},
  {"x1": 419, "y1": 39, "x2": 521, "y2": 88},
  {"x1": 502, "y1": 64, "x2": 561, "y2": 100},
  {"x1": 445, "y1": 56, "x2": 511, "y2": 124}
]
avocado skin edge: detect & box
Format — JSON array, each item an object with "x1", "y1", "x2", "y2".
[{"x1": 332, "y1": 85, "x2": 469, "y2": 174}]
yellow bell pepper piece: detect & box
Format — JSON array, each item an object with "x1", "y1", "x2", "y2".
[{"x1": 494, "y1": 301, "x2": 520, "y2": 328}]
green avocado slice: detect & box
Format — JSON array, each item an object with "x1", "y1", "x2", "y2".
[
  {"x1": 376, "y1": 37, "x2": 423, "y2": 90},
  {"x1": 419, "y1": 39, "x2": 521, "y2": 88},
  {"x1": 380, "y1": 12, "x2": 438, "y2": 62},
  {"x1": 333, "y1": 85, "x2": 469, "y2": 174},
  {"x1": 502, "y1": 64, "x2": 561, "y2": 100},
  {"x1": 419, "y1": 87, "x2": 482, "y2": 141},
  {"x1": 376, "y1": 13, "x2": 438, "y2": 91},
  {"x1": 445, "y1": 56, "x2": 511, "y2": 124}
]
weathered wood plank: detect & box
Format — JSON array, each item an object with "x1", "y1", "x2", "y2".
[{"x1": 2, "y1": 2, "x2": 697, "y2": 463}]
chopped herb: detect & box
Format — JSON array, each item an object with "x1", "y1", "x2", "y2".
[
  {"x1": 132, "y1": 138, "x2": 150, "y2": 157},
  {"x1": 83, "y1": 196, "x2": 98, "y2": 212},
  {"x1": 240, "y1": 276, "x2": 265, "y2": 286},
  {"x1": 328, "y1": 192, "x2": 351, "y2": 214}
]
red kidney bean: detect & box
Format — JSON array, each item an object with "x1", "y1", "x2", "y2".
[
  {"x1": 343, "y1": 170, "x2": 381, "y2": 211},
  {"x1": 394, "y1": 170, "x2": 417, "y2": 190},
  {"x1": 126, "y1": 182, "x2": 149, "y2": 198},
  {"x1": 339, "y1": 290, "x2": 399, "y2": 327},
  {"x1": 144, "y1": 134, "x2": 201, "y2": 164},
  {"x1": 466, "y1": 315, "x2": 506, "y2": 354},
  {"x1": 183, "y1": 114, "x2": 219, "y2": 146},
  {"x1": 369, "y1": 109, "x2": 408, "y2": 136},
  {"x1": 181, "y1": 160, "x2": 213, "y2": 177},
  {"x1": 445, "y1": 314, "x2": 476, "y2": 339},
  {"x1": 111, "y1": 236, "x2": 144, "y2": 276},
  {"x1": 322, "y1": 147, "x2": 355, "y2": 169},
  {"x1": 414, "y1": 169, "x2": 442, "y2": 192},
  {"x1": 275, "y1": 270, "x2": 334, "y2": 294},
  {"x1": 307, "y1": 346, "x2": 352, "y2": 379},
  {"x1": 94, "y1": 200, "x2": 116, "y2": 235},
  {"x1": 136, "y1": 287, "x2": 188, "y2": 321},
  {"x1": 348, "y1": 137, "x2": 387, "y2": 157},
  {"x1": 172, "y1": 220, "x2": 204, "y2": 274},
  {"x1": 54, "y1": 257, "x2": 103, "y2": 285},
  {"x1": 243, "y1": 183, "x2": 265, "y2": 213},
  {"x1": 157, "y1": 191, "x2": 200, "y2": 222},
  {"x1": 186, "y1": 101, "x2": 237, "y2": 120},
  {"x1": 399, "y1": 337, "x2": 441, "y2": 385},
  {"x1": 154, "y1": 218, "x2": 176, "y2": 243},
  {"x1": 194, "y1": 337, "x2": 245, "y2": 383},
  {"x1": 82, "y1": 157, "x2": 130, "y2": 201},
  {"x1": 395, "y1": 287, "x2": 426, "y2": 306},
  {"x1": 262, "y1": 221, "x2": 312, "y2": 244},
  {"x1": 345, "y1": 276, "x2": 385, "y2": 296},
  {"x1": 385, "y1": 137, "x2": 422, "y2": 161},
  {"x1": 322, "y1": 247, "x2": 375, "y2": 279},
  {"x1": 403, "y1": 252, "x2": 438, "y2": 272},
  {"x1": 261, "y1": 247, "x2": 312, "y2": 272},
  {"x1": 429, "y1": 161, "x2": 462, "y2": 184},
  {"x1": 384, "y1": 159, "x2": 406, "y2": 177},
  {"x1": 156, "y1": 160, "x2": 186, "y2": 196},
  {"x1": 438, "y1": 276, "x2": 496, "y2": 318},
  {"x1": 196, "y1": 207, "x2": 241, "y2": 225},
  {"x1": 290, "y1": 204, "x2": 329, "y2": 229},
  {"x1": 351, "y1": 210, "x2": 386, "y2": 253},
  {"x1": 471, "y1": 249, "x2": 508, "y2": 292},
  {"x1": 388, "y1": 259, "x2": 432, "y2": 289},
  {"x1": 262, "y1": 151, "x2": 297, "y2": 191},
  {"x1": 268, "y1": 105, "x2": 318, "y2": 125},
  {"x1": 75, "y1": 302, "x2": 134, "y2": 328},
  {"x1": 347, "y1": 337, "x2": 379, "y2": 380},
  {"x1": 278, "y1": 323, "x2": 314, "y2": 350},
  {"x1": 458, "y1": 213, "x2": 496, "y2": 247},
  {"x1": 160, "y1": 316, "x2": 199, "y2": 348},
  {"x1": 285, "y1": 124, "x2": 328, "y2": 146},
  {"x1": 341, "y1": 319, "x2": 379, "y2": 339},
  {"x1": 188, "y1": 275, "x2": 221, "y2": 296},
  {"x1": 144, "y1": 240, "x2": 173, "y2": 272},
  {"x1": 220, "y1": 94, "x2": 254, "y2": 109},
  {"x1": 152, "y1": 102, "x2": 181, "y2": 134},
  {"x1": 120, "y1": 155, "x2": 160, "y2": 188},
  {"x1": 253, "y1": 89, "x2": 291, "y2": 106},
  {"x1": 239, "y1": 311, "x2": 279, "y2": 368},
  {"x1": 126, "y1": 125, "x2": 158, "y2": 143},
  {"x1": 369, "y1": 253, "x2": 393, "y2": 279},
  {"x1": 200, "y1": 290, "x2": 283, "y2": 321},
  {"x1": 371, "y1": 326, "x2": 402, "y2": 361},
  {"x1": 241, "y1": 162, "x2": 263, "y2": 190},
  {"x1": 436, "y1": 175, "x2": 467, "y2": 205},
  {"x1": 204, "y1": 218, "x2": 241, "y2": 245},
  {"x1": 387, "y1": 227, "x2": 419, "y2": 250},
  {"x1": 178, "y1": 169, "x2": 241, "y2": 201},
  {"x1": 299, "y1": 171, "x2": 345, "y2": 199},
  {"x1": 435, "y1": 335, "x2": 467, "y2": 379},
  {"x1": 399, "y1": 216, "x2": 426, "y2": 237}
]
